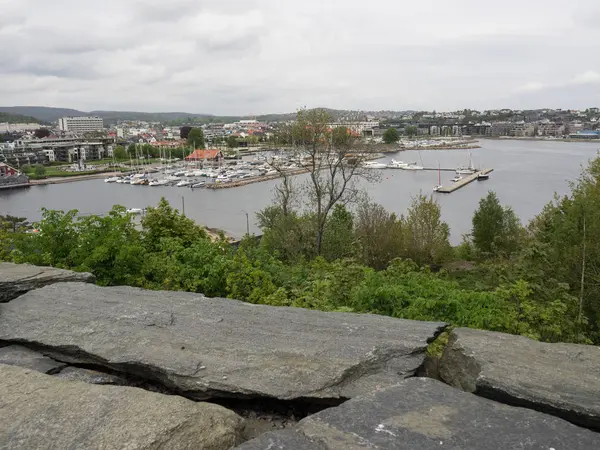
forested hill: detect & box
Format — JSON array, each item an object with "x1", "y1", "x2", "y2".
[{"x1": 0, "y1": 112, "x2": 42, "y2": 124}]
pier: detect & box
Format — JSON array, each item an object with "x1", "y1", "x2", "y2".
[{"x1": 436, "y1": 168, "x2": 494, "y2": 194}]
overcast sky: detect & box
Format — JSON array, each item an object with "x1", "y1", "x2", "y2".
[{"x1": 1, "y1": 0, "x2": 600, "y2": 115}]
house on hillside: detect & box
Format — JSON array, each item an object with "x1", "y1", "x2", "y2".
[{"x1": 185, "y1": 149, "x2": 224, "y2": 165}]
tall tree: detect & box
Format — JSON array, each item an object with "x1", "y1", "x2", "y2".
[
  {"x1": 180, "y1": 126, "x2": 192, "y2": 139},
  {"x1": 404, "y1": 125, "x2": 418, "y2": 138},
  {"x1": 187, "y1": 128, "x2": 205, "y2": 149},
  {"x1": 284, "y1": 108, "x2": 377, "y2": 255},
  {"x1": 383, "y1": 128, "x2": 400, "y2": 144},
  {"x1": 403, "y1": 194, "x2": 452, "y2": 265},
  {"x1": 227, "y1": 135, "x2": 238, "y2": 149},
  {"x1": 472, "y1": 191, "x2": 522, "y2": 257},
  {"x1": 113, "y1": 145, "x2": 127, "y2": 161}
]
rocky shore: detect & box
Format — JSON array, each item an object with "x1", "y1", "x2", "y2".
[{"x1": 1, "y1": 262, "x2": 598, "y2": 449}]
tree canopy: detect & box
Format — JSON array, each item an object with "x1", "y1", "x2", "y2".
[
  {"x1": 187, "y1": 128, "x2": 205, "y2": 149},
  {"x1": 383, "y1": 128, "x2": 400, "y2": 144},
  {"x1": 227, "y1": 135, "x2": 238, "y2": 149},
  {"x1": 113, "y1": 145, "x2": 127, "y2": 161},
  {"x1": 471, "y1": 191, "x2": 523, "y2": 258}
]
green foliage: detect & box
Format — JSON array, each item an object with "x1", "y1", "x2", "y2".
[
  {"x1": 404, "y1": 125, "x2": 418, "y2": 137},
  {"x1": 321, "y1": 205, "x2": 355, "y2": 262},
  {"x1": 187, "y1": 128, "x2": 205, "y2": 149},
  {"x1": 403, "y1": 194, "x2": 452, "y2": 265},
  {"x1": 383, "y1": 128, "x2": 400, "y2": 144},
  {"x1": 472, "y1": 191, "x2": 523, "y2": 258},
  {"x1": 113, "y1": 145, "x2": 127, "y2": 161},
  {"x1": 226, "y1": 135, "x2": 238, "y2": 149},
  {"x1": 34, "y1": 164, "x2": 46, "y2": 178},
  {"x1": 141, "y1": 198, "x2": 207, "y2": 252},
  {"x1": 0, "y1": 215, "x2": 29, "y2": 233}
]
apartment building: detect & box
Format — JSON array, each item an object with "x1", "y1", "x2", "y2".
[{"x1": 58, "y1": 116, "x2": 104, "y2": 133}]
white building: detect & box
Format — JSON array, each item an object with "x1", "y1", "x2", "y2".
[
  {"x1": 58, "y1": 116, "x2": 104, "y2": 133},
  {"x1": 0, "y1": 123, "x2": 41, "y2": 132}
]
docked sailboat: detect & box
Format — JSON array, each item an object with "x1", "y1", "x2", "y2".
[
  {"x1": 104, "y1": 176, "x2": 120, "y2": 183},
  {"x1": 176, "y1": 179, "x2": 192, "y2": 187},
  {"x1": 433, "y1": 163, "x2": 442, "y2": 192},
  {"x1": 456, "y1": 151, "x2": 476, "y2": 174}
]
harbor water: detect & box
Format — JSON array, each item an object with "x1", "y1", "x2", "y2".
[{"x1": 1, "y1": 139, "x2": 598, "y2": 244}]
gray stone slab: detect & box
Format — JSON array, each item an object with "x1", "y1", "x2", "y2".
[
  {"x1": 0, "y1": 282, "x2": 445, "y2": 401},
  {"x1": 439, "y1": 327, "x2": 600, "y2": 430},
  {"x1": 0, "y1": 363, "x2": 244, "y2": 449},
  {"x1": 0, "y1": 262, "x2": 94, "y2": 302},
  {"x1": 235, "y1": 377, "x2": 600, "y2": 449},
  {"x1": 54, "y1": 367, "x2": 128, "y2": 385},
  {"x1": 0, "y1": 345, "x2": 66, "y2": 374}
]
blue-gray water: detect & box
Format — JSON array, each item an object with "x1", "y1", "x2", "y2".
[{"x1": 2, "y1": 139, "x2": 598, "y2": 244}]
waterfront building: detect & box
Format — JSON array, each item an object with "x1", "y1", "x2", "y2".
[
  {"x1": 58, "y1": 116, "x2": 104, "y2": 133},
  {"x1": 186, "y1": 149, "x2": 224, "y2": 166},
  {"x1": 1, "y1": 136, "x2": 113, "y2": 165}
]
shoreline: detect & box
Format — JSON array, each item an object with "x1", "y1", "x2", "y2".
[
  {"x1": 29, "y1": 172, "x2": 124, "y2": 185},
  {"x1": 481, "y1": 137, "x2": 600, "y2": 144}
]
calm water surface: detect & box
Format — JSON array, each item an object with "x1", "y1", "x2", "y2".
[{"x1": 2, "y1": 139, "x2": 598, "y2": 244}]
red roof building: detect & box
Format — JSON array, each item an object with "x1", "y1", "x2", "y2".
[{"x1": 185, "y1": 149, "x2": 224, "y2": 162}]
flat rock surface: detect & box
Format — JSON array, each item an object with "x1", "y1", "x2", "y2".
[
  {"x1": 0, "y1": 282, "x2": 444, "y2": 400},
  {"x1": 0, "y1": 363, "x2": 243, "y2": 450},
  {"x1": 439, "y1": 327, "x2": 600, "y2": 430},
  {"x1": 235, "y1": 377, "x2": 600, "y2": 449},
  {"x1": 0, "y1": 262, "x2": 94, "y2": 302},
  {"x1": 0, "y1": 345, "x2": 66, "y2": 374},
  {"x1": 54, "y1": 367, "x2": 128, "y2": 385}
]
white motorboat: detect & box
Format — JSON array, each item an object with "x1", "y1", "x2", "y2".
[
  {"x1": 191, "y1": 181, "x2": 206, "y2": 188},
  {"x1": 165, "y1": 175, "x2": 180, "y2": 182},
  {"x1": 433, "y1": 185, "x2": 443, "y2": 192},
  {"x1": 174, "y1": 170, "x2": 187, "y2": 177},
  {"x1": 104, "y1": 176, "x2": 120, "y2": 183},
  {"x1": 265, "y1": 169, "x2": 278, "y2": 176},
  {"x1": 451, "y1": 175, "x2": 463, "y2": 182},
  {"x1": 402, "y1": 164, "x2": 424, "y2": 171},
  {"x1": 176, "y1": 179, "x2": 192, "y2": 187},
  {"x1": 130, "y1": 178, "x2": 147, "y2": 185},
  {"x1": 363, "y1": 161, "x2": 387, "y2": 169},
  {"x1": 387, "y1": 159, "x2": 408, "y2": 169},
  {"x1": 149, "y1": 179, "x2": 169, "y2": 186},
  {"x1": 126, "y1": 208, "x2": 144, "y2": 215}
]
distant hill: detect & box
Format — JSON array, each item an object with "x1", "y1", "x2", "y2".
[
  {"x1": 0, "y1": 107, "x2": 84, "y2": 123},
  {"x1": 0, "y1": 106, "x2": 413, "y2": 126},
  {"x1": 0, "y1": 112, "x2": 44, "y2": 125}
]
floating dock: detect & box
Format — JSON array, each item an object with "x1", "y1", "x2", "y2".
[{"x1": 436, "y1": 168, "x2": 494, "y2": 193}]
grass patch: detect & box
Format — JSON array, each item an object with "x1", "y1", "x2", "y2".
[{"x1": 426, "y1": 328, "x2": 452, "y2": 357}]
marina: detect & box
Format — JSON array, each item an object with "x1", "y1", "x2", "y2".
[{"x1": 2, "y1": 140, "x2": 598, "y2": 243}]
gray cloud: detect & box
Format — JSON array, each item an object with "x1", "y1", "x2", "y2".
[{"x1": 1, "y1": 0, "x2": 600, "y2": 114}]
